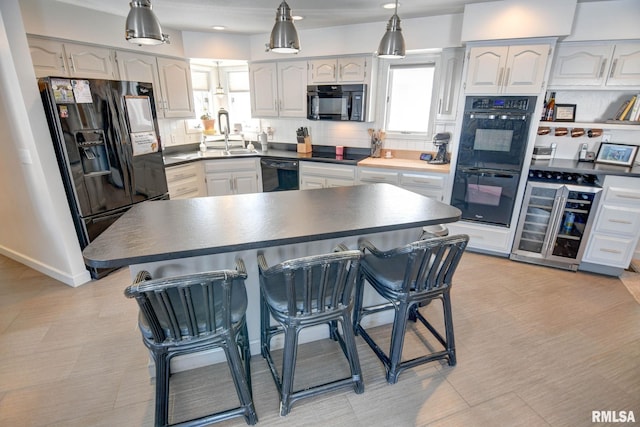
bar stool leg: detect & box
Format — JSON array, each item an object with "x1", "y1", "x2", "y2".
[
  {"x1": 387, "y1": 302, "x2": 410, "y2": 384},
  {"x1": 279, "y1": 325, "x2": 299, "y2": 416}
]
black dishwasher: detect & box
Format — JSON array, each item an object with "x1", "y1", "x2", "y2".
[{"x1": 260, "y1": 158, "x2": 299, "y2": 192}]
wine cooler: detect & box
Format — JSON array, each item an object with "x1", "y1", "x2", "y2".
[{"x1": 510, "y1": 179, "x2": 601, "y2": 271}]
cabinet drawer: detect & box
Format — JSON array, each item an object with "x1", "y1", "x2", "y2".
[
  {"x1": 300, "y1": 162, "x2": 355, "y2": 180},
  {"x1": 604, "y1": 186, "x2": 640, "y2": 205},
  {"x1": 583, "y1": 233, "x2": 636, "y2": 268},
  {"x1": 399, "y1": 172, "x2": 445, "y2": 188},
  {"x1": 358, "y1": 168, "x2": 399, "y2": 184},
  {"x1": 168, "y1": 175, "x2": 201, "y2": 199},
  {"x1": 166, "y1": 164, "x2": 200, "y2": 183},
  {"x1": 204, "y1": 158, "x2": 258, "y2": 173},
  {"x1": 594, "y1": 205, "x2": 640, "y2": 235}
]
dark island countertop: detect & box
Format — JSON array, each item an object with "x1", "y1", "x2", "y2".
[{"x1": 83, "y1": 183, "x2": 461, "y2": 268}]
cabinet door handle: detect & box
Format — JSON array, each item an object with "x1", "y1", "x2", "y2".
[
  {"x1": 598, "y1": 59, "x2": 608, "y2": 78},
  {"x1": 600, "y1": 248, "x2": 622, "y2": 254},
  {"x1": 59, "y1": 54, "x2": 66, "y2": 72},
  {"x1": 68, "y1": 55, "x2": 76, "y2": 73},
  {"x1": 503, "y1": 68, "x2": 511, "y2": 88},
  {"x1": 608, "y1": 218, "x2": 632, "y2": 224},
  {"x1": 497, "y1": 67, "x2": 505, "y2": 88},
  {"x1": 617, "y1": 193, "x2": 640, "y2": 200},
  {"x1": 438, "y1": 98, "x2": 443, "y2": 114},
  {"x1": 609, "y1": 59, "x2": 618, "y2": 78}
]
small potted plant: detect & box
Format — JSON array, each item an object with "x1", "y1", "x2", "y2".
[{"x1": 200, "y1": 113, "x2": 215, "y2": 134}]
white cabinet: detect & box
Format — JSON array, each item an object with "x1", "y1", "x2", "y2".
[
  {"x1": 399, "y1": 172, "x2": 447, "y2": 201},
  {"x1": 205, "y1": 158, "x2": 261, "y2": 196},
  {"x1": 549, "y1": 42, "x2": 640, "y2": 88},
  {"x1": 358, "y1": 167, "x2": 399, "y2": 185},
  {"x1": 582, "y1": 176, "x2": 640, "y2": 270},
  {"x1": 165, "y1": 162, "x2": 206, "y2": 199},
  {"x1": 358, "y1": 167, "x2": 447, "y2": 201},
  {"x1": 436, "y1": 48, "x2": 464, "y2": 121},
  {"x1": 308, "y1": 56, "x2": 371, "y2": 84},
  {"x1": 114, "y1": 53, "x2": 193, "y2": 117},
  {"x1": 117, "y1": 51, "x2": 194, "y2": 118},
  {"x1": 28, "y1": 37, "x2": 116, "y2": 79},
  {"x1": 156, "y1": 57, "x2": 195, "y2": 118},
  {"x1": 300, "y1": 162, "x2": 356, "y2": 189},
  {"x1": 465, "y1": 44, "x2": 550, "y2": 94},
  {"x1": 249, "y1": 61, "x2": 307, "y2": 118}
]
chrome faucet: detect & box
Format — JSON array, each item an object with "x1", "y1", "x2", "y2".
[{"x1": 224, "y1": 128, "x2": 230, "y2": 151}]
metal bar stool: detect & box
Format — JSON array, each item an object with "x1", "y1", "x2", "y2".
[
  {"x1": 124, "y1": 260, "x2": 258, "y2": 426},
  {"x1": 258, "y1": 246, "x2": 364, "y2": 416},
  {"x1": 353, "y1": 235, "x2": 469, "y2": 384}
]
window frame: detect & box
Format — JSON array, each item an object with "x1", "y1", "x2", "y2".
[{"x1": 376, "y1": 52, "x2": 443, "y2": 140}]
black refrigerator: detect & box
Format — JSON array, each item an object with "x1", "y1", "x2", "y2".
[{"x1": 38, "y1": 77, "x2": 169, "y2": 279}]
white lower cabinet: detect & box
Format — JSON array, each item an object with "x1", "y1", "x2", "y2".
[
  {"x1": 165, "y1": 162, "x2": 205, "y2": 199},
  {"x1": 358, "y1": 167, "x2": 447, "y2": 201},
  {"x1": 582, "y1": 176, "x2": 640, "y2": 270},
  {"x1": 300, "y1": 162, "x2": 356, "y2": 189},
  {"x1": 205, "y1": 158, "x2": 262, "y2": 196}
]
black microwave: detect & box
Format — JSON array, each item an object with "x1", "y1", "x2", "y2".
[{"x1": 307, "y1": 84, "x2": 366, "y2": 121}]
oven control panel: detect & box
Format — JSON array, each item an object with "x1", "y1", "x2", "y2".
[{"x1": 467, "y1": 96, "x2": 533, "y2": 112}]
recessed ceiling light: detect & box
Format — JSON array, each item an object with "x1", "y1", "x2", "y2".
[
  {"x1": 211, "y1": 25, "x2": 226, "y2": 31},
  {"x1": 382, "y1": 2, "x2": 400, "y2": 9},
  {"x1": 292, "y1": 15, "x2": 304, "y2": 21}
]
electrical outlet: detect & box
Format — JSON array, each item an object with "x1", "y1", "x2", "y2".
[{"x1": 602, "y1": 134, "x2": 611, "y2": 142}]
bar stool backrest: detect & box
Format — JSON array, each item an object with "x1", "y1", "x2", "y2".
[
  {"x1": 125, "y1": 264, "x2": 248, "y2": 344},
  {"x1": 407, "y1": 236, "x2": 468, "y2": 295},
  {"x1": 258, "y1": 250, "x2": 362, "y2": 317}
]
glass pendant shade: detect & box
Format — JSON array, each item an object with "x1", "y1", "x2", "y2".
[
  {"x1": 215, "y1": 62, "x2": 225, "y2": 96},
  {"x1": 125, "y1": 0, "x2": 169, "y2": 45},
  {"x1": 377, "y1": 2, "x2": 405, "y2": 58},
  {"x1": 269, "y1": 1, "x2": 300, "y2": 53}
]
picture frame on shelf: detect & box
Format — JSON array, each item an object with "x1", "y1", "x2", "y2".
[
  {"x1": 595, "y1": 143, "x2": 638, "y2": 167},
  {"x1": 554, "y1": 104, "x2": 577, "y2": 122}
]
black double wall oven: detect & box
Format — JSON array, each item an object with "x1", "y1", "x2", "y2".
[{"x1": 451, "y1": 96, "x2": 536, "y2": 227}]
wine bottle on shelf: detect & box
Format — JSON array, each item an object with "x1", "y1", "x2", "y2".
[
  {"x1": 541, "y1": 92, "x2": 549, "y2": 121},
  {"x1": 544, "y1": 92, "x2": 556, "y2": 121}
]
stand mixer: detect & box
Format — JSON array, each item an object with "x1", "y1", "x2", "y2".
[{"x1": 428, "y1": 132, "x2": 451, "y2": 164}]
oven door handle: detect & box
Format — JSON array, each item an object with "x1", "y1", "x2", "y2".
[{"x1": 462, "y1": 168, "x2": 518, "y2": 178}]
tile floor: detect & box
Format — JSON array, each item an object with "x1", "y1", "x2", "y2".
[{"x1": 0, "y1": 252, "x2": 639, "y2": 426}]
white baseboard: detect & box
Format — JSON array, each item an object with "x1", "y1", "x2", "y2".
[{"x1": 0, "y1": 245, "x2": 91, "y2": 287}]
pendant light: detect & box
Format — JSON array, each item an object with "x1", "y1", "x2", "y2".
[
  {"x1": 125, "y1": 0, "x2": 169, "y2": 45},
  {"x1": 215, "y1": 62, "x2": 225, "y2": 96},
  {"x1": 377, "y1": 0, "x2": 405, "y2": 59},
  {"x1": 269, "y1": 1, "x2": 300, "y2": 53}
]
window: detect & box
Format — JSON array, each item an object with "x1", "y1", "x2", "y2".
[{"x1": 384, "y1": 62, "x2": 436, "y2": 135}]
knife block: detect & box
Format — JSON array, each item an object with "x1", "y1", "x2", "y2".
[{"x1": 297, "y1": 136, "x2": 312, "y2": 153}]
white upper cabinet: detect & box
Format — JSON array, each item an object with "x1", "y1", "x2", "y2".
[
  {"x1": 308, "y1": 56, "x2": 370, "y2": 84},
  {"x1": 117, "y1": 52, "x2": 194, "y2": 118},
  {"x1": 156, "y1": 57, "x2": 195, "y2": 118},
  {"x1": 436, "y1": 48, "x2": 464, "y2": 121},
  {"x1": 116, "y1": 51, "x2": 163, "y2": 115},
  {"x1": 465, "y1": 44, "x2": 550, "y2": 94},
  {"x1": 249, "y1": 61, "x2": 307, "y2": 118},
  {"x1": 29, "y1": 37, "x2": 116, "y2": 79},
  {"x1": 549, "y1": 42, "x2": 640, "y2": 88},
  {"x1": 278, "y1": 61, "x2": 308, "y2": 117}
]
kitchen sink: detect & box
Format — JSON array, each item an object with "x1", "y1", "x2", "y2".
[
  {"x1": 224, "y1": 148, "x2": 258, "y2": 155},
  {"x1": 169, "y1": 148, "x2": 257, "y2": 161}
]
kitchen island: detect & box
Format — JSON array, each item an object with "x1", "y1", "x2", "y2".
[{"x1": 83, "y1": 183, "x2": 461, "y2": 369}]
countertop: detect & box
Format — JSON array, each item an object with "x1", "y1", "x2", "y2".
[
  {"x1": 82, "y1": 183, "x2": 461, "y2": 268},
  {"x1": 163, "y1": 143, "x2": 451, "y2": 173},
  {"x1": 163, "y1": 143, "x2": 370, "y2": 167}
]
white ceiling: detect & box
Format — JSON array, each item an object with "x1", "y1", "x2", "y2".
[{"x1": 54, "y1": 0, "x2": 507, "y2": 36}]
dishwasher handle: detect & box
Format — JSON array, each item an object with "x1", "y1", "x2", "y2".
[{"x1": 260, "y1": 158, "x2": 298, "y2": 170}]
